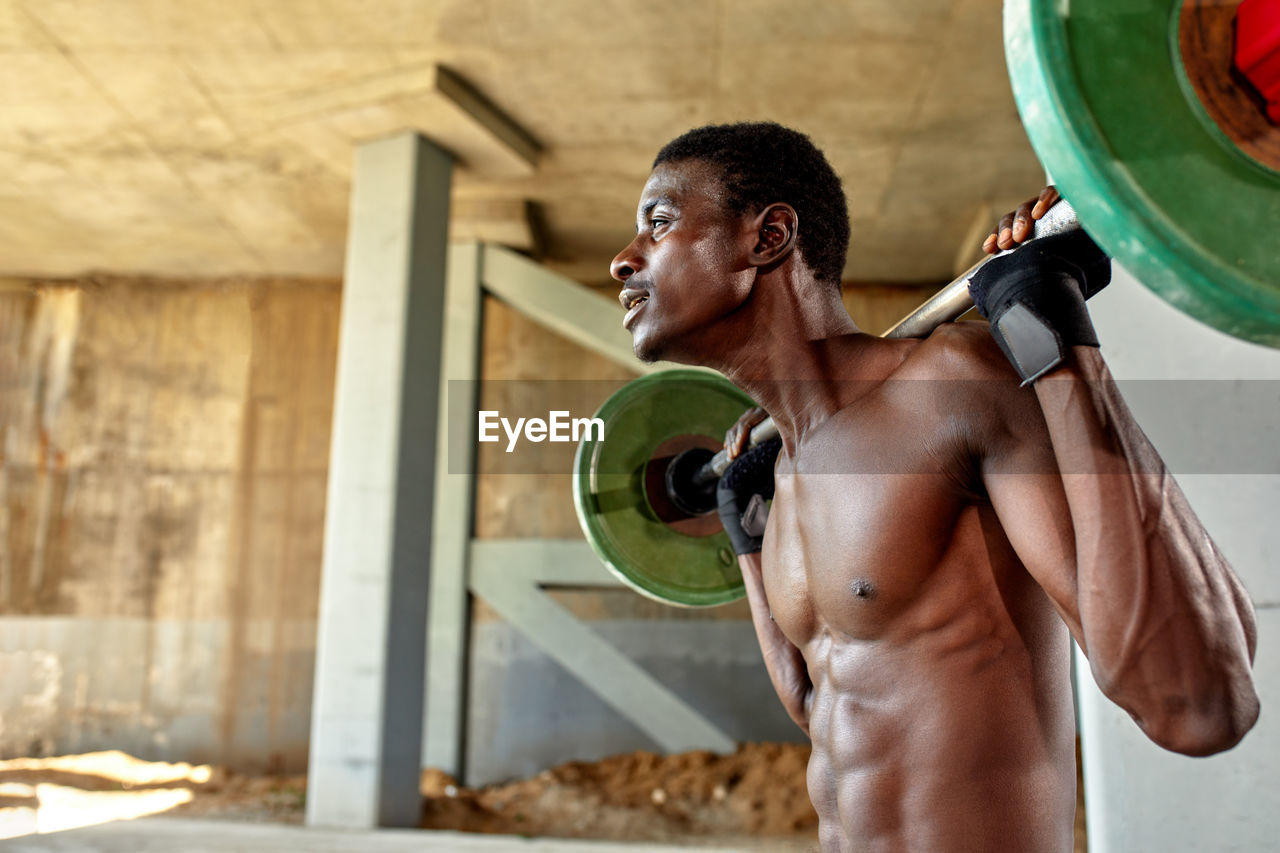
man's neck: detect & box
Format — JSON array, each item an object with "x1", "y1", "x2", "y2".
[{"x1": 698, "y1": 270, "x2": 875, "y2": 451}]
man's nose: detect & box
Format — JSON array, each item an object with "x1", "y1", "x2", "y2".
[{"x1": 610, "y1": 241, "x2": 642, "y2": 282}]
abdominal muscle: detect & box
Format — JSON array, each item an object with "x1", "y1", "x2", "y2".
[
  {"x1": 774, "y1": 522, "x2": 1078, "y2": 853},
  {"x1": 802, "y1": 634, "x2": 1075, "y2": 853}
]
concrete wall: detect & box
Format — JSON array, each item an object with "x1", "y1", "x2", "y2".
[
  {"x1": 1079, "y1": 266, "x2": 1280, "y2": 852},
  {"x1": 0, "y1": 277, "x2": 338, "y2": 772}
]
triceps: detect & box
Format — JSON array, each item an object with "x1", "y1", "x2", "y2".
[{"x1": 738, "y1": 553, "x2": 812, "y2": 728}]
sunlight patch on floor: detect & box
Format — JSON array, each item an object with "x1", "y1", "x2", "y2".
[{"x1": 0, "y1": 751, "x2": 210, "y2": 840}]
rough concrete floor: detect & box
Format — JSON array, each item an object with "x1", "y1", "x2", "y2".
[{"x1": 4, "y1": 817, "x2": 817, "y2": 853}]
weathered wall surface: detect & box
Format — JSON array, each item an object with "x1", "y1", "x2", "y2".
[
  {"x1": 0, "y1": 277, "x2": 339, "y2": 771},
  {"x1": 0, "y1": 273, "x2": 938, "y2": 777}
]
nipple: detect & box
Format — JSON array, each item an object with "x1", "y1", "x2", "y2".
[{"x1": 850, "y1": 578, "x2": 877, "y2": 600}]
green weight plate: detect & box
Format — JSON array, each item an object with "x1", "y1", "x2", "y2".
[
  {"x1": 573, "y1": 370, "x2": 757, "y2": 607},
  {"x1": 1005, "y1": 0, "x2": 1280, "y2": 347}
]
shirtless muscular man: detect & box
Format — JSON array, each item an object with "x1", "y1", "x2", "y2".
[{"x1": 610, "y1": 122, "x2": 1259, "y2": 853}]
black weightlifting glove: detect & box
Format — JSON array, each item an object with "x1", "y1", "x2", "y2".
[
  {"x1": 968, "y1": 229, "x2": 1112, "y2": 384},
  {"x1": 717, "y1": 437, "x2": 783, "y2": 556}
]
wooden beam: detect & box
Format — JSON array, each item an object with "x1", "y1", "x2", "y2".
[
  {"x1": 481, "y1": 244, "x2": 710, "y2": 376},
  {"x1": 435, "y1": 66, "x2": 540, "y2": 173},
  {"x1": 471, "y1": 539, "x2": 622, "y2": 587},
  {"x1": 449, "y1": 198, "x2": 538, "y2": 253},
  {"x1": 257, "y1": 65, "x2": 538, "y2": 177},
  {"x1": 470, "y1": 539, "x2": 736, "y2": 755},
  {"x1": 421, "y1": 242, "x2": 484, "y2": 780}
]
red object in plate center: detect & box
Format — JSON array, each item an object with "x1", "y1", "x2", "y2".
[{"x1": 1236, "y1": 0, "x2": 1280, "y2": 122}]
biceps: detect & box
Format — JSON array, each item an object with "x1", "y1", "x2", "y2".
[{"x1": 983, "y1": 463, "x2": 1085, "y2": 640}]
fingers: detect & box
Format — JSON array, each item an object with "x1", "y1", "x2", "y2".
[
  {"x1": 724, "y1": 407, "x2": 767, "y2": 459},
  {"x1": 990, "y1": 211, "x2": 1016, "y2": 252},
  {"x1": 726, "y1": 425, "x2": 749, "y2": 459},
  {"x1": 1009, "y1": 200, "x2": 1036, "y2": 245},
  {"x1": 725, "y1": 412, "x2": 758, "y2": 459},
  {"x1": 726, "y1": 429, "x2": 743, "y2": 459},
  {"x1": 1031, "y1": 185, "x2": 1060, "y2": 220},
  {"x1": 983, "y1": 186, "x2": 1061, "y2": 254},
  {"x1": 724, "y1": 426, "x2": 740, "y2": 458}
]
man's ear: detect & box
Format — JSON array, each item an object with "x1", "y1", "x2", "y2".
[{"x1": 747, "y1": 203, "x2": 798, "y2": 268}]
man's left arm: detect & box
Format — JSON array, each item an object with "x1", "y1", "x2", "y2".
[
  {"x1": 985, "y1": 348, "x2": 1258, "y2": 756},
  {"x1": 972, "y1": 223, "x2": 1260, "y2": 755}
]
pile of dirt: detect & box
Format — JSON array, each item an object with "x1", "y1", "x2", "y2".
[
  {"x1": 167, "y1": 771, "x2": 307, "y2": 823},
  {"x1": 420, "y1": 742, "x2": 818, "y2": 844}
]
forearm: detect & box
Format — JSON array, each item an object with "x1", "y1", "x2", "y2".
[
  {"x1": 738, "y1": 552, "x2": 812, "y2": 734},
  {"x1": 1034, "y1": 347, "x2": 1259, "y2": 752}
]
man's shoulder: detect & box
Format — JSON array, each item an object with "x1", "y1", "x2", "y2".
[
  {"x1": 875, "y1": 321, "x2": 1034, "y2": 447},
  {"x1": 813, "y1": 323, "x2": 1024, "y2": 482},
  {"x1": 818, "y1": 322, "x2": 1027, "y2": 444},
  {"x1": 892, "y1": 320, "x2": 1017, "y2": 384}
]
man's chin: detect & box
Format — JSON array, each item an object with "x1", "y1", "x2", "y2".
[
  {"x1": 631, "y1": 329, "x2": 665, "y2": 364},
  {"x1": 634, "y1": 343, "x2": 700, "y2": 367},
  {"x1": 632, "y1": 342, "x2": 662, "y2": 364},
  {"x1": 632, "y1": 325, "x2": 699, "y2": 366}
]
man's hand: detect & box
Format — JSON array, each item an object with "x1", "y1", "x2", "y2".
[
  {"x1": 717, "y1": 436, "x2": 782, "y2": 556},
  {"x1": 969, "y1": 217, "x2": 1112, "y2": 384},
  {"x1": 982, "y1": 185, "x2": 1061, "y2": 253},
  {"x1": 723, "y1": 406, "x2": 768, "y2": 460}
]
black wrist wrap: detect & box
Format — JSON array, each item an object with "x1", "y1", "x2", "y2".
[
  {"x1": 968, "y1": 229, "x2": 1111, "y2": 384},
  {"x1": 717, "y1": 437, "x2": 782, "y2": 556}
]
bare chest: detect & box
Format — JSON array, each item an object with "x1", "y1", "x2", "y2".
[{"x1": 761, "y1": 406, "x2": 982, "y2": 645}]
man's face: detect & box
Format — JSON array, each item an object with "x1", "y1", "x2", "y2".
[{"x1": 610, "y1": 160, "x2": 755, "y2": 363}]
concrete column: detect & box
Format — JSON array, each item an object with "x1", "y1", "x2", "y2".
[
  {"x1": 307, "y1": 132, "x2": 452, "y2": 828},
  {"x1": 1079, "y1": 265, "x2": 1280, "y2": 852}
]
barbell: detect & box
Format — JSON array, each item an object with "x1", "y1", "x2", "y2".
[
  {"x1": 1005, "y1": 0, "x2": 1280, "y2": 346},
  {"x1": 574, "y1": 0, "x2": 1280, "y2": 606}
]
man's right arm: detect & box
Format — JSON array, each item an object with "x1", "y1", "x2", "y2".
[
  {"x1": 737, "y1": 550, "x2": 813, "y2": 734},
  {"x1": 719, "y1": 431, "x2": 813, "y2": 734}
]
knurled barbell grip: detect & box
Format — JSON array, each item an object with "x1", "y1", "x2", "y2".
[{"x1": 689, "y1": 201, "x2": 1081, "y2": 488}]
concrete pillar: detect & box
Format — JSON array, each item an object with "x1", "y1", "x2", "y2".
[
  {"x1": 306, "y1": 132, "x2": 452, "y2": 828},
  {"x1": 1079, "y1": 265, "x2": 1280, "y2": 851}
]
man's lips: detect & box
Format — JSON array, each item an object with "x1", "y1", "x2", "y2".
[
  {"x1": 619, "y1": 286, "x2": 649, "y2": 311},
  {"x1": 620, "y1": 286, "x2": 650, "y2": 329}
]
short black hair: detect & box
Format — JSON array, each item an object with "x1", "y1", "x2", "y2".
[{"x1": 653, "y1": 122, "x2": 850, "y2": 288}]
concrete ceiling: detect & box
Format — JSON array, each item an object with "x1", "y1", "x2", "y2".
[{"x1": 0, "y1": 0, "x2": 1047, "y2": 287}]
